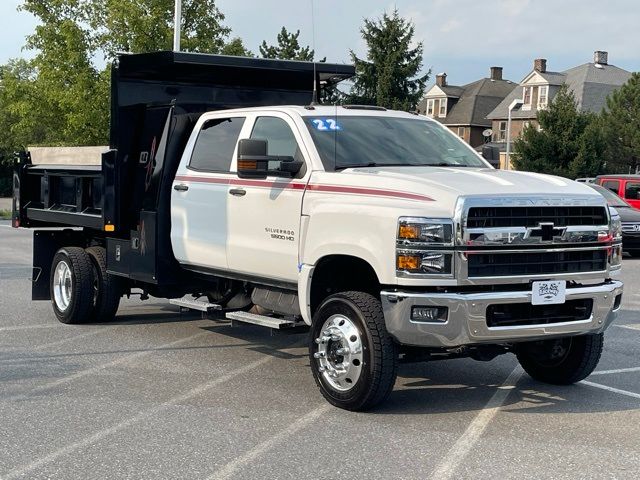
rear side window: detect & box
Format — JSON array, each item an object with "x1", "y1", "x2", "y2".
[
  {"x1": 625, "y1": 182, "x2": 640, "y2": 200},
  {"x1": 601, "y1": 180, "x2": 620, "y2": 195},
  {"x1": 189, "y1": 117, "x2": 245, "y2": 172}
]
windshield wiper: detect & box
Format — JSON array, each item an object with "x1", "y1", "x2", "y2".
[
  {"x1": 423, "y1": 163, "x2": 470, "y2": 167},
  {"x1": 335, "y1": 162, "x2": 402, "y2": 171}
]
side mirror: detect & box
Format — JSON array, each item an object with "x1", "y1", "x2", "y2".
[{"x1": 237, "y1": 139, "x2": 303, "y2": 179}]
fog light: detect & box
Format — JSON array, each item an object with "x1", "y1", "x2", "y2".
[{"x1": 411, "y1": 306, "x2": 448, "y2": 323}]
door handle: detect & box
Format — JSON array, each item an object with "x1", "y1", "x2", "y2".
[
  {"x1": 173, "y1": 184, "x2": 189, "y2": 192},
  {"x1": 229, "y1": 188, "x2": 246, "y2": 197}
]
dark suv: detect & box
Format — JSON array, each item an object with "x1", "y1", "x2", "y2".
[{"x1": 589, "y1": 183, "x2": 640, "y2": 256}]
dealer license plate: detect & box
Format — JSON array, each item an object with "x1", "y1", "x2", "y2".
[{"x1": 531, "y1": 280, "x2": 566, "y2": 305}]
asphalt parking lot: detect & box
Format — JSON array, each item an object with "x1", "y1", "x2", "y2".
[{"x1": 1, "y1": 221, "x2": 639, "y2": 479}]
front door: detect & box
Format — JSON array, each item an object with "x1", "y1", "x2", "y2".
[
  {"x1": 226, "y1": 114, "x2": 309, "y2": 283},
  {"x1": 624, "y1": 180, "x2": 640, "y2": 210},
  {"x1": 171, "y1": 115, "x2": 248, "y2": 270}
]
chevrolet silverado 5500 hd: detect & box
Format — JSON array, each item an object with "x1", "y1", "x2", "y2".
[{"x1": 12, "y1": 52, "x2": 623, "y2": 410}]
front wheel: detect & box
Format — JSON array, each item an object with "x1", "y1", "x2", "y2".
[
  {"x1": 516, "y1": 333, "x2": 604, "y2": 385},
  {"x1": 309, "y1": 291, "x2": 398, "y2": 411}
]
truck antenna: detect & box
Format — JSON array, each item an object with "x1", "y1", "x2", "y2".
[{"x1": 309, "y1": 0, "x2": 318, "y2": 106}]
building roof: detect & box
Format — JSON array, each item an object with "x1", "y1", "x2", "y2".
[
  {"x1": 419, "y1": 77, "x2": 515, "y2": 127},
  {"x1": 487, "y1": 62, "x2": 632, "y2": 120}
]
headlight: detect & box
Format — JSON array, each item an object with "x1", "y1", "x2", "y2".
[
  {"x1": 398, "y1": 217, "x2": 453, "y2": 246},
  {"x1": 610, "y1": 210, "x2": 622, "y2": 242},
  {"x1": 397, "y1": 217, "x2": 455, "y2": 277}
]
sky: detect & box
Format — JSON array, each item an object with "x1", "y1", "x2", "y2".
[{"x1": 1, "y1": 0, "x2": 639, "y2": 86}]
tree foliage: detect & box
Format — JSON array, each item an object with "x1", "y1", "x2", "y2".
[
  {"x1": 601, "y1": 72, "x2": 640, "y2": 173},
  {"x1": 259, "y1": 27, "x2": 314, "y2": 61},
  {"x1": 512, "y1": 85, "x2": 606, "y2": 178},
  {"x1": 348, "y1": 10, "x2": 429, "y2": 110}
]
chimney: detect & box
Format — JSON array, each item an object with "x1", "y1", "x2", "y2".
[
  {"x1": 490, "y1": 66, "x2": 503, "y2": 81},
  {"x1": 436, "y1": 73, "x2": 447, "y2": 87},
  {"x1": 533, "y1": 58, "x2": 547, "y2": 73},
  {"x1": 594, "y1": 51, "x2": 608, "y2": 65}
]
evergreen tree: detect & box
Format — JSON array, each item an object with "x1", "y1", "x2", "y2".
[
  {"x1": 348, "y1": 10, "x2": 429, "y2": 110},
  {"x1": 512, "y1": 85, "x2": 605, "y2": 177},
  {"x1": 259, "y1": 27, "x2": 314, "y2": 61},
  {"x1": 601, "y1": 72, "x2": 640, "y2": 173}
]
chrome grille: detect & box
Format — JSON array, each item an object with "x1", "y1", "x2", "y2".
[
  {"x1": 467, "y1": 206, "x2": 608, "y2": 229},
  {"x1": 467, "y1": 249, "x2": 607, "y2": 277}
]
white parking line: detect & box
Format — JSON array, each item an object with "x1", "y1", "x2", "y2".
[
  {"x1": 31, "y1": 329, "x2": 107, "y2": 351},
  {"x1": 3, "y1": 350, "x2": 290, "y2": 480},
  {"x1": 0, "y1": 324, "x2": 60, "y2": 332},
  {"x1": 429, "y1": 366, "x2": 523, "y2": 480},
  {"x1": 4, "y1": 331, "x2": 208, "y2": 402},
  {"x1": 614, "y1": 324, "x2": 640, "y2": 332},
  {"x1": 206, "y1": 404, "x2": 332, "y2": 480},
  {"x1": 592, "y1": 366, "x2": 640, "y2": 376},
  {"x1": 581, "y1": 381, "x2": 640, "y2": 400}
]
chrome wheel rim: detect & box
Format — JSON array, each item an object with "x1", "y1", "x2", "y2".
[
  {"x1": 314, "y1": 314, "x2": 364, "y2": 392},
  {"x1": 53, "y1": 260, "x2": 72, "y2": 312}
]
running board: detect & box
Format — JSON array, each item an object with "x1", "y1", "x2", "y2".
[
  {"x1": 170, "y1": 297, "x2": 222, "y2": 314},
  {"x1": 225, "y1": 311, "x2": 301, "y2": 329}
]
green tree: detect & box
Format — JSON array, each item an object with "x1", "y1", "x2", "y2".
[
  {"x1": 601, "y1": 72, "x2": 640, "y2": 173},
  {"x1": 259, "y1": 27, "x2": 314, "y2": 61},
  {"x1": 512, "y1": 85, "x2": 605, "y2": 177},
  {"x1": 221, "y1": 37, "x2": 253, "y2": 57},
  {"x1": 348, "y1": 10, "x2": 429, "y2": 110}
]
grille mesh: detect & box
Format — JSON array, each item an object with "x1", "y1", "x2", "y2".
[{"x1": 467, "y1": 206, "x2": 608, "y2": 229}]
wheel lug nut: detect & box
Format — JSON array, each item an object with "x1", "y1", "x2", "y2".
[
  {"x1": 314, "y1": 338, "x2": 322, "y2": 344},
  {"x1": 331, "y1": 335, "x2": 340, "y2": 341},
  {"x1": 313, "y1": 352, "x2": 325, "y2": 359},
  {"x1": 318, "y1": 366, "x2": 326, "y2": 372},
  {"x1": 336, "y1": 348, "x2": 349, "y2": 355}
]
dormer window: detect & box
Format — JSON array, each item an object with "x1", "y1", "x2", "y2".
[
  {"x1": 439, "y1": 98, "x2": 447, "y2": 117},
  {"x1": 426, "y1": 99, "x2": 434, "y2": 116},
  {"x1": 538, "y1": 85, "x2": 548, "y2": 108}
]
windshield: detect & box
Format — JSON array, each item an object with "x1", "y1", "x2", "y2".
[
  {"x1": 304, "y1": 115, "x2": 489, "y2": 170},
  {"x1": 589, "y1": 184, "x2": 630, "y2": 207}
]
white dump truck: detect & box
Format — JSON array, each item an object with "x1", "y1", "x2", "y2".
[{"x1": 13, "y1": 51, "x2": 623, "y2": 410}]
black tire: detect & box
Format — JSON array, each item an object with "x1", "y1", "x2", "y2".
[
  {"x1": 516, "y1": 333, "x2": 604, "y2": 385},
  {"x1": 50, "y1": 247, "x2": 95, "y2": 324},
  {"x1": 309, "y1": 291, "x2": 398, "y2": 411},
  {"x1": 86, "y1": 246, "x2": 122, "y2": 322}
]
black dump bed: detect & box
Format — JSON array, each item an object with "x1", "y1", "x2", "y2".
[{"x1": 13, "y1": 51, "x2": 354, "y2": 292}]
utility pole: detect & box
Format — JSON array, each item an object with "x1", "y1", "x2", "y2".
[{"x1": 173, "y1": 0, "x2": 182, "y2": 51}]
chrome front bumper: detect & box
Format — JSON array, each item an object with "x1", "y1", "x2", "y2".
[{"x1": 380, "y1": 280, "x2": 623, "y2": 348}]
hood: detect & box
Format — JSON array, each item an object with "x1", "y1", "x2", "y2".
[
  {"x1": 614, "y1": 205, "x2": 640, "y2": 222},
  {"x1": 323, "y1": 166, "x2": 605, "y2": 214}
]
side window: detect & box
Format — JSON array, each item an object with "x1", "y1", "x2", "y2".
[
  {"x1": 601, "y1": 180, "x2": 620, "y2": 195},
  {"x1": 625, "y1": 182, "x2": 640, "y2": 200},
  {"x1": 189, "y1": 117, "x2": 245, "y2": 172},
  {"x1": 250, "y1": 117, "x2": 299, "y2": 158}
]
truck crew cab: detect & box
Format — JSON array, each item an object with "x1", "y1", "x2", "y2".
[{"x1": 13, "y1": 52, "x2": 623, "y2": 410}]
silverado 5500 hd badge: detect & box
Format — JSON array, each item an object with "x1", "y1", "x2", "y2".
[{"x1": 265, "y1": 227, "x2": 295, "y2": 242}]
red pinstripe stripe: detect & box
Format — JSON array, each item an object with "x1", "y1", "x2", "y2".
[{"x1": 173, "y1": 175, "x2": 434, "y2": 202}]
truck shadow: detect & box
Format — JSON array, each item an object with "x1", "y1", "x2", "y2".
[{"x1": 374, "y1": 361, "x2": 640, "y2": 415}]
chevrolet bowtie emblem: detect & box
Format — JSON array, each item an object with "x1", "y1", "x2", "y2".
[{"x1": 527, "y1": 222, "x2": 566, "y2": 241}]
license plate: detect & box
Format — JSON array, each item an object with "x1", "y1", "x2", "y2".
[{"x1": 532, "y1": 280, "x2": 566, "y2": 305}]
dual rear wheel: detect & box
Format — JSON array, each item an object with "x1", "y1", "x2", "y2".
[{"x1": 50, "y1": 246, "x2": 122, "y2": 324}]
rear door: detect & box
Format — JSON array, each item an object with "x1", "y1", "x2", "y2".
[
  {"x1": 226, "y1": 113, "x2": 310, "y2": 283},
  {"x1": 623, "y1": 180, "x2": 640, "y2": 210},
  {"x1": 601, "y1": 179, "x2": 621, "y2": 196},
  {"x1": 171, "y1": 115, "x2": 249, "y2": 270}
]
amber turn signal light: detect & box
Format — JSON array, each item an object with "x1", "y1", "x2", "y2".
[
  {"x1": 398, "y1": 224, "x2": 420, "y2": 239},
  {"x1": 397, "y1": 255, "x2": 420, "y2": 270},
  {"x1": 104, "y1": 224, "x2": 115, "y2": 232}
]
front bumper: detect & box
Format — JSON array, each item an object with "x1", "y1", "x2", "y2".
[{"x1": 380, "y1": 280, "x2": 623, "y2": 348}]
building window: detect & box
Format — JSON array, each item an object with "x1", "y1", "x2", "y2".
[
  {"x1": 523, "y1": 86, "x2": 532, "y2": 105},
  {"x1": 538, "y1": 85, "x2": 548, "y2": 107},
  {"x1": 523, "y1": 121, "x2": 531, "y2": 130},
  {"x1": 426, "y1": 99, "x2": 434, "y2": 116},
  {"x1": 457, "y1": 126, "x2": 465, "y2": 138},
  {"x1": 439, "y1": 98, "x2": 447, "y2": 117},
  {"x1": 497, "y1": 121, "x2": 507, "y2": 141}
]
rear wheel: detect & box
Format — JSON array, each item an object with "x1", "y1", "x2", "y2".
[
  {"x1": 516, "y1": 333, "x2": 604, "y2": 384},
  {"x1": 309, "y1": 291, "x2": 398, "y2": 411},
  {"x1": 86, "y1": 246, "x2": 122, "y2": 322},
  {"x1": 50, "y1": 247, "x2": 94, "y2": 324}
]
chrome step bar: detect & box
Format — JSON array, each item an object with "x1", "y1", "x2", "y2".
[
  {"x1": 225, "y1": 311, "x2": 302, "y2": 329},
  {"x1": 170, "y1": 296, "x2": 222, "y2": 314}
]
